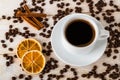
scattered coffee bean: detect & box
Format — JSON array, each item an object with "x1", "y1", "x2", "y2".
[
  {"x1": 13, "y1": 20, "x2": 18, "y2": 23},
  {"x1": 9, "y1": 25, "x2": 13, "y2": 28},
  {"x1": 19, "y1": 74, "x2": 24, "y2": 79},
  {"x1": 65, "y1": 65, "x2": 70, "y2": 69},
  {"x1": 25, "y1": 77, "x2": 29, "y2": 80},
  {"x1": 12, "y1": 77, "x2": 17, "y2": 80},
  {"x1": 66, "y1": 3, "x2": 70, "y2": 6},
  {"x1": 76, "y1": 2, "x2": 81, "y2": 5},
  {"x1": 3, "y1": 54, "x2": 8, "y2": 57},
  {"x1": 2, "y1": 44, "x2": 7, "y2": 48},
  {"x1": 96, "y1": 17, "x2": 100, "y2": 20},
  {"x1": 1, "y1": 40, "x2": 5, "y2": 43},
  {"x1": 8, "y1": 48, "x2": 13, "y2": 51},
  {"x1": 10, "y1": 38, "x2": 13, "y2": 42},
  {"x1": 109, "y1": 72, "x2": 120, "y2": 79},
  {"x1": 39, "y1": 74, "x2": 43, "y2": 78},
  {"x1": 2, "y1": 15, "x2": 6, "y2": 19},
  {"x1": 14, "y1": 55, "x2": 17, "y2": 58},
  {"x1": 6, "y1": 61, "x2": 10, "y2": 66},
  {"x1": 23, "y1": 27, "x2": 28, "y2": 30},
  {"x1": 71, "y1": 68, "x2": 75, "y2": 71},
  {"x1": 28, "y1": 75, "x2": 32, "y2": 79},
  {"x1": 42, "y1": 42, "x2": 46, "y2": 47},
  {"x1": 30, "y1": 33, "x2": 36, "y2": 37},
  {"x1": 41, "y1": 3, "x2": 46, "y2": 6},
  {"x1": 73, "y1": 0, "x2": 77, "y2": 2},
  {"x1": 113, "y1": 56, "x2": 117, "y2": 59},
  {"x1": 81, "y1": 74, "x2": 87, "y2": 77},
  {"x1": 114, "y1": 49, "x2": 119, "y2": 53},
  {"x1": 7, "y1": 16, "x2": 11, "y2": 20}
]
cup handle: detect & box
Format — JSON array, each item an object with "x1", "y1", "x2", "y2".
[{"x1": 98, "y1": 29, "x2": 109, "y2": 40}]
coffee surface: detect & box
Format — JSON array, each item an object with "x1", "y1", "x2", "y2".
[{"x1": 65, "y1": 20, "x2": 95, "y2": 47}]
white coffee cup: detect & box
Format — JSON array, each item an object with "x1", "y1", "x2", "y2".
[{"x1": 61, "y1": 13, "x2": 109, "y2": 54}]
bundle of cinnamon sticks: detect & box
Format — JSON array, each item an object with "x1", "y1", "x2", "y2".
[{"x1": 16, "y1": 4, "x2": 47, "y2": 30}]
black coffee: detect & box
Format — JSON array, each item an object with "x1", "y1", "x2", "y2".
[{"x1": 65, "y1": 19, "x2": 95, "y2": 47}]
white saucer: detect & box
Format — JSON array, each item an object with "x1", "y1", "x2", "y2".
[{"x1": 51, "y1": 15, "x2": 107, "y2": 66}]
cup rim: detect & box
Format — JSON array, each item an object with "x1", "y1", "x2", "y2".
[{"x1": 62, "y1": 13, "x2": 99, "y2": 48}]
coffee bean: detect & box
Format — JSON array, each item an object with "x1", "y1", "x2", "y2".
[
  {"x1": 63, "y1": 68, "x2": 67, "y2": 72},
  {"x1": 60, "y1": 70, "x2": 64, "y2": 74},
  {"x1": 6, "y1": 62, "x2": 10, "y2": 66},
  {"x1": 47, "y1": 77, "x2": 52, "y2": 80},
  {"x1": 10, "y1": 38, "x2": 13, "y2": 42},
  {"x1": 30, "y1": 33, "x2": 36, "y2": 37},
  {"x1": 113, "y1": 56, "x2": 117, "y2": 59},
  {"x1": 3, "y1": 54, "x2": 8, "y2": 57},
  {"x1": 109, "y1": 72, "x2": 119, "y2": 79},
  {"x1": 96, "y1": 17, "x2": 100, "y2": 20},
  {"x1": 1, "y1": 40, "x2": 5, "y2": 43},
  {"x1": 93, "y1": 65, "x2": 97, "y2": 70},
  {"x1": 71, "y1": 68, "x2": 75, "y2": 71},
  {"x1": 66, "y1": 3, "x2": 70, "y2": 6},
  {"x1": 25, "y1": 77, "x2": 29, "y2": 80},
  {"x1": 73, "y1": 0, "x2": 77, "y2": 2},
  {"x1": 19, "y1": 74, "x2": 24, "y2": 79},
  {"x1": 47, "y1": 30, "x2": 51, "y2": 34},
  {"x1": 8, "y1": 48, "x2": 13, "y2": 51},
  {"x1": 39, "y1": 74, "x2": 43, "y2": 78},
  {"x1": 2, "y1": 44, "x2": 7, "y2": 48},
  {"x1": 49, "y1": 1, "x2": 53, "y2": 4},
  {"x1": 9, "y1": 25, "x2": 13, "y2": 28},
  {"x1": 81, "y1": 74, "x2": 87, "y2": 77},
  {"x1": 37, "y1": 1, "x2": 41, "y2": 3},
  {"x1": 86, "y1": 0, "x2": 92, "y2": 3},
  {"x1": 25, "y1": 30, "x2": 30, "y2": 34},
  {"x1": 107, "y1": 53, "x2": 111, "y2": 57},
  {"x1": 14, "y1": 55, "x2": 17, "y2": 58},
  {"x1": 42, "y1": 42, "x2": 46, "y2": 47},
  {"x1": 74, "y1": 71, "x2": 77, "y2": 75},
  {"x1": 7, "y1": 16, "x2": 11, "y2": 20},
  {"x1": 6, "y1": 56, "x2": 10, "y2": 60},
  {"x1": 24, "y1": 35, "x2": 29, "y2": 38},
  {"x1": 114, "y1": 49, "x2": 119, "y2": 53},
  {"x1": 23, "y1": 27, "x2": 28, "y2": 30},
  {"x1": 28, "y1": 75, "x2": 32, "y2": 79},
  {"x1": 41, "y1": 3, "x2": 46, "y2": 6},
  {"x1": 52, "y1": 74, "x2": 56, "y2": 78},
  {"x1": 59, "y1": 74, "x2": 64, "y2": 78},
  {"x1": 67, "y1": 78, "x2": 71, "y2": 80},
  {"x1": 65, "y1": 65, "x2": 70, "y2": 69},
  {"x1": 103, "y1": 62, "x2": 108, "y2": 66},
  {"x1": 76, "y1": 2, "x2": 81, "y2": 5},
  {"x1": 13, "y1": 20, "x2": 18, "y2": 23},
  {"x1": 12, "y1": 77, "x2": 17, "y2": 80},
  {"x1": 94, "y1": 74, "x2": 99, "y2": 78},
  {"x1": 2, "y1": 15, "x2": 6, "y2": 19}
]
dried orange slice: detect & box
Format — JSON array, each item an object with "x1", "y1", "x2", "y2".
[
  {"x1": 21, "y1": 50, "x2": 45, "y2": 74},
  {"x1": 17, "y1": 38, "x2": 42, "y2": 59}
]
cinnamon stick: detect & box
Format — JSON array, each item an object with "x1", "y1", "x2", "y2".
[
  {"x1": 23, "y1": 5, "x2": 44, "y2": 28},
  {"x1": 16, "y1": 11, "x2": 47, "y2": 17},
  {"x1": 21, "y1": 16, "x2": 41, "y2": 30}
]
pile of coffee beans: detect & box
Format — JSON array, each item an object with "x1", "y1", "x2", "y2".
[
  {"x1": 81, "y1": 63, "x2": 120, "y2": 80},
  {"x1": 4, "y1": 25, "x2": 36, "y2": 40},
  {"x1": 42, "y1": 41, "x2": 53, "y2": 56},
  {"x1": 0, "y1": 25, "x2": 36, "y2": 52},
  {"x1": 11, "y1": 74, "x2": 33, "y2": 80},
  {"x1": 104, "y1": 22, "x2": 120, "y2": 58},
  {"x1": 3, "y1": 54, "x2": 15, "y2": 67},
  {"x1": 38, "y1": 57, "x2": 59, "y2": 79}
]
